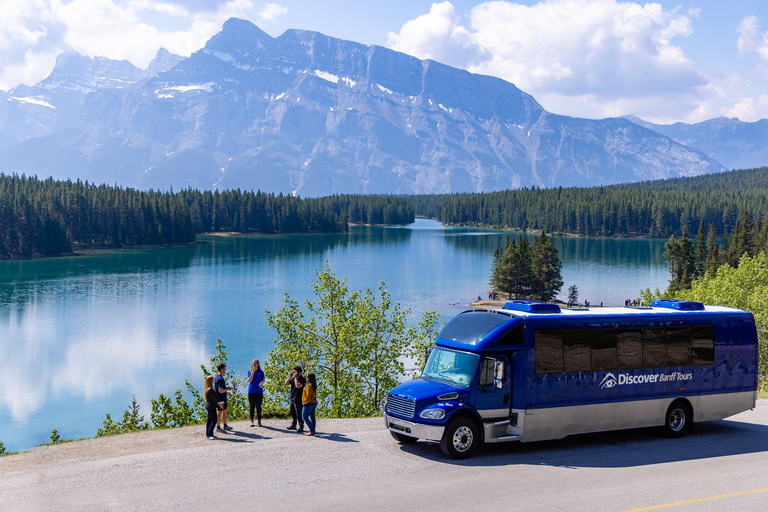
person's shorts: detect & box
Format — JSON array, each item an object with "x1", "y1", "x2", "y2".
[{"x1": 219, "y1": 397, "x2": 227, "y2": 410}]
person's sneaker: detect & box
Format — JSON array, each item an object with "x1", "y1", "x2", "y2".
[
  {"x1": 306, "y1": 432, "x2": 315, "y2": 436},
  {"x1": 216, "y1": 427, "x2": 225, "y2": 433},
  {"x1": 250, "y1": 423, "x2": 255, "y2": 427},
  {"x1": 223, "y1": 425, "x2": 234, "y2": 431},
  {"x1": 207, "y1": 436, "x2": 216, "y2": 440},
  {"x1": 286, "y1": 425, "x2": 297, "y2": 430},
  {"x1": 258, "y1": 421, "x2": 262, "y2": 427},
  {"x1": 296, "y1": 428, "x2": 304, "y2": 433}
]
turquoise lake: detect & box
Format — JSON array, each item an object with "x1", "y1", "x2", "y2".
[{"x1": 0, "y1": 219, "x2": 670, "y2": 451}]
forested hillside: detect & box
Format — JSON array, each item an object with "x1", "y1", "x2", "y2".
[
  {"x1": 410, "y1": 167, "x2": 768, "y2": 238},
  {"x1": 0, "y1": 175, "x2": 414, "y2": 259}
]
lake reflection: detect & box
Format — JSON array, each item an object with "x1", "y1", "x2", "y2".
[{"x1": 0, "y1": 219, "x2": 669, "y2": 451}]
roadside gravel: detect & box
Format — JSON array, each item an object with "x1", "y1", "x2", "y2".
[{"x1": 2, "y1": 401, "x2": 767, "y2": 512}]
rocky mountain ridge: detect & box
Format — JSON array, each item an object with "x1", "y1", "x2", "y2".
[
  {"x1": 624, "y1": 115, "x2": 768, "y2": 171},
  {"x1": 0, "y1": 18, "x2": 729, "y2": 195}
]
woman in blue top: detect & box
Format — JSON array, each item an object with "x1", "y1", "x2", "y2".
[{"x1": 247, "y1": 359, "x2": 266, "y2": 427}]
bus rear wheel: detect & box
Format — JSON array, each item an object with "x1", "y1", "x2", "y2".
[
  {"x1": 390, "y1": 431, "x2": 418, "y2": 444},
  {"x1": 441, "y1": 417, "x2": 479, "y2": 459},
  {"x1": 663, "y1": 401, "x2": 692, "y2": 438}
]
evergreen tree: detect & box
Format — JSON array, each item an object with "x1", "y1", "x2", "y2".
[
  {"x1": 508, "y1": 237, "x2": 535, "y2": 299},
  {"x1": 530, "y1": 231, "x2": 564, "y2": 302},
  {"x1": 664, "y1": 227, "x2": 696, "y2": 292},
  {"x1": 567, "y1": 284, "x2": 578, "y2": 306},
  {"x1": 693, "y1": 221, "x2": 707, "y2": 279},
  {"x1": 705, "y1": 223, "x2": 720, "y2": 277}
]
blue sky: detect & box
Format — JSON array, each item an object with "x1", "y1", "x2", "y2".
[{"x1": 2, "y1": 0, "x2": 767, "y2": 123}]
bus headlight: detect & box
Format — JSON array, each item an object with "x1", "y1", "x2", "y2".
[{"x1": 419, "y1": 408, "x2": 445, "y2": 420}]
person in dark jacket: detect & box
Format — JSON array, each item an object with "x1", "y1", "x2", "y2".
[
  {"x1": 284, "y1": 366, "x2": 306, "y2": 432},
  {"x1": 204, "y1": 375, "x2": 221, "y2": 439}
]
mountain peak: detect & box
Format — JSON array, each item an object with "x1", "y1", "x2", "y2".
[
  {"x1": 145, "y1": 47, "x2": 183, "y2": 77},
  {"x1": 205, "y1": 18, "x2": 272, "y2": 51}
]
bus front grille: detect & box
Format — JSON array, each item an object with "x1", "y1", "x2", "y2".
[{"x1": 386, "y1": 394, "x2": 415, "y2": 418}]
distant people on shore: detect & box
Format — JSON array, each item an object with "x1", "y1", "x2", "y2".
[
  {"x1": 214, "y1": 363, "x2": 234, "y2": 433},
  {"x1": 247, "y1": 359, "x2": 266, "y2": 427},
  {"x1": 302, "y1": 373, "x2": 318, "y2": 436},
  {"x1": 285, "y1": 366, "x2": 306, "y2": 433},
  {"x1": 203, "y1": 375, "x2": 222, "y2": 440}
]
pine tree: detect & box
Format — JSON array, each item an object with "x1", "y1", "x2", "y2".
[
  {"x1": 705, "y1": 223, "x2": 720, "y2": 277},
  {"x1": 509, "y1": 237, "x2": 535, "y2": 299},
  {"x1": 530, "y1": 231, "x2": 564, "y2": 301},
  {"x1": 567, "y1": 284, "x2": 578, "y2": 306},
  {"x1": 665, "y1": 227, "x2": 696, "y2": 292},
  {"x1": 693, "y1": 221, "x2": 707, "y2": 279}
]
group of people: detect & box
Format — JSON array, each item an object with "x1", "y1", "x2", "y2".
[
  {"x1": 624, "y1": 298, "x2": 640, "y2": 306},
  {"x1": 202, "y1": 360, "x2": 318, "y2": 440}
]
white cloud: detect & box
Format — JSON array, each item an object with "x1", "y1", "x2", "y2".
[
  {"x1": 0, "y1": 0, "x2": 263, "y2": 90},
  {"x1": 387, "y1": 2, "x2": 479, "y2": 69},
  {"x1": 388, "y1": 1, "x2": 716, "y2": 122},
  {"x1": 258, "y1": 3, "x2": 287, "y2": 24},
  {"x1": 0, "y1": 0, "x2": 67, "y2": 90},
  {"x1": 737, "y1": 15, "x2": 768, "y2": 60}
]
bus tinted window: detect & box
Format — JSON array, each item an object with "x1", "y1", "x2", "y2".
[
  {"x1": 535, "y1": 330, "x2": 564, "y2": 374},
  {"x1": 496, "y1": 326, "x2": 524, "y2": 346},
  {"x1": 591, "y1": 328, "x2": 617, "y2": 371},
  {"x1": 642, "y1": 328, "x2": 667, "y2": 368},
  {"x1": 563, "y1": 329, "x2": 591, "y2": 372},
  {"x1": 535, "y1": 324, "x2": 716, "y2": 374},
  {"x1": 691, "y1": 325, "x2": 715, "y2": 364},
  {"x1": 617, "y1": 328, "x2": 643, "y2": 369},
  {"x1": 439, "y1": 312, "x2": 510, "y2": 345},
  {"x1": 666, "y1": 327, "x2": 691, "y2": 366}
]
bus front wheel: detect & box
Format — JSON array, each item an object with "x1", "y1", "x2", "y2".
[
  {"x1": 663, "y1": 401, "x2": 692, "y2": 438},
  {"x1": 441, "y1": 417, "x2": 479, "y2": 459},
  {"x1": 391, "y1": 431, "x2": 418, "y2": 444}
]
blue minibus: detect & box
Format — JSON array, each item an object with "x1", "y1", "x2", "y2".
[{"x1": 384, "y1": 299, "x2": 759, "y2": 459}]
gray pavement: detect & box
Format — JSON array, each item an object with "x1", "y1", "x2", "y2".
[{"x1": 1, "y1": 401, "x2": 767, "y2": 512}]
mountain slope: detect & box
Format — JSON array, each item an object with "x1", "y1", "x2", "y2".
[
  {"x1": 0, "y1": 18, "x2": 725, "y2": 195},
  {"x1": 625, "y1": 115, "x2": 768, "y2": 170}
]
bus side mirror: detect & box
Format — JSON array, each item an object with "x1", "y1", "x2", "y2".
[
  {"x1": 480, "y1": 357, "x2": 496, "y2": 386},
  {"x1": 494, "y1": 360, "x2": 505, "y2": 388}
]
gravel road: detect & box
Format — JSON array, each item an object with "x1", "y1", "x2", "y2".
[{"x1": 2, "y1": 401, "x2": 767, "y2": 512}]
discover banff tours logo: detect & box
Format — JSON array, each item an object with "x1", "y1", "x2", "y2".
[{"x1": 599, "y1": 371, "x2": 693, "y2": 390}]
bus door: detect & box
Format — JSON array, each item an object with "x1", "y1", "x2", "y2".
[{"x1": 474, "y1": 354, "x2": 511, "y2": 420}]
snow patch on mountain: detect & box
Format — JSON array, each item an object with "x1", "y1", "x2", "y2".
[
  {"x1": 8, "y1": 96, "x2": 55, "y2": 108},
  {"x1": 313, "y1": 70, "x2": 339, "y2": 83}
]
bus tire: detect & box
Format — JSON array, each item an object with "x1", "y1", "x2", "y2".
[
  {"x1": 441, "y1": 417, "x2": 479, "y2": 459},
  {"x1": 663, "y1": 401, "x2": 691, "y2": 438},
  {"x1": 390, "y1": 431, "x2": 418, "y2": 444}
]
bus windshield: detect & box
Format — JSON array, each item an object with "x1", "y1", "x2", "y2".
[{"x1": 421, "y1": 348, "x2": 479, "y2": 388}]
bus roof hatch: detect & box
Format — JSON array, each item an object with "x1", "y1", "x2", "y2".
[
  {"x1": 649, "y1": 299, "x2": 705, "y2": 311},
  {"x1": 502, "y1": 300, "x2": 561, "y2": 314}
]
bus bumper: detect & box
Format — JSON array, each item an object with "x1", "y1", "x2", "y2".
[{"x1": 384, "y1": 413, "x2": 444, "y2": 441}]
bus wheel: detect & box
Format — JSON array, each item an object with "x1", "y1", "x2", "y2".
[
  {"x1": 441, "y1": 417, "x2": 479, "y2": 459},
  {"x1": 390, "y1": 431, "x2": 418, "y2": 444},
  {"x1": 663, "y1": 401, "x2": 691, "y2": 438}
]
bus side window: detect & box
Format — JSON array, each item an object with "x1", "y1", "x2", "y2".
[
  {"x1": 643, "y1": 327, "x2": 667, "y2": 368},
  {"x1": 666, "y1": 327, "x2": 691, "y2": 366},
  {"x1": 535, "y1": 330, "x2": 564, "y2": 374},
  {"x1": 563, "y1": 329, "x2": 591, "y2": 372},
  {"x1": 617, "y1": 328, "x2": 642, "y2": 369},
  {"x1": 591, "y1": 328, "x2": 617, "y2": 371},
  {"x1": 691, "y1": 325, "x2": 714, "y2": 364}
]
